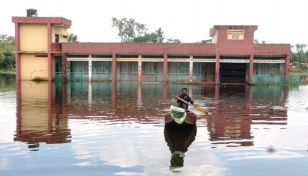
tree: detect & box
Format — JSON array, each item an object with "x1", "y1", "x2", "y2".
[
  {"x1": 112, "y1": 17, "x2": 148, "y2": 43},
  {"x1": 0, "y1": 35, "x2": 15, "y2": 52},
  {"x1": 0, "y1": 35, "x2": 15, "y2": 70},
  {"x1": 133, "y1": 33, "x2": 155, "y2": 43},
  {"x1": 167, "y1": 38, "x2": 181, "y2": 43},
  {"x1": 295, "y1": 44, "x2": 306, "y2": 61},
  {"x1": 305, "y1": 49, "x2": 308, "y2": 63},
  {"x1": 290, "y1": 45, "x2": 297, "y2": 63},
  {"x1": 196, "y1": 39, "x2": 212, "y2": 43},
  {"x1": 295, "y1": 44, "x2": 306, "y2": 53},
  {"x1": 290, "y1": 43, "x2": 308, "y2": 71},
  {"x1": 68, "y1": 34, "x2": 78, "y2": 43},
  {"x1": 111, "y1": 17, "x2": 180, "y2": 43},
  {"x1": 0, "y1": 53, "x2": 4, "y2": 61},
  {"x1": 254, "y1": 39, "x2": 266, "y2": 44},
  {"x1": 132, "y1": 28, "x2": 165, "y2": 43},
  {"x1": 153, "y1": 28, "x2": 164, "y2": 43},
  {"x1": 295, "y1": 44, "x2": 307, "y2": 70}
]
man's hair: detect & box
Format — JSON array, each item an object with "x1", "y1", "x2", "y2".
[{"x1": 182, "y1": 88, "x2": 187, "y2": 91}]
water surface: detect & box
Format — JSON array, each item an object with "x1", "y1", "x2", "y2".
[{"x1": 0, "y1": 75, "x2": 308, "y2": 176}]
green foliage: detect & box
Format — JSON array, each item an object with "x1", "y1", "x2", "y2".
[
  {"x1": 68, "y1": 34, "x2": 78, "y2": 43},
  {"x1": 154, "y1": 28, "x2": 164, "y2": 43},
  {"x1": 112, "y1": 17, "x2": 148, "y2": 42},
  {"x1": 167, "y1": 38, "x2": 181, "y2": 43},
  {"x1": 269, "y1": 67, "x2": 278, "y2": 75},
  {"x1": 133, "y1": 33, "x2": 155, "y2": 43},
  {"x1": 291, "y1": 44, "x2": 306, "y2": 62},
  {"x1": 196, "y1": 39, "x2": 212, "y2": 43},
  {"x1": 290, "y1": 44, "x2": 308, "y2": 71},
  {"x1": 132, "y1": 28, "x2": 165, "y2": 43},
  {"x1": 254, "y1": 39, "x2": 266, "y2": 44},
  {"x1": 111, "y1": 17, "x2": 180, "y2": 43},
  {"x1": 0, "y1": 35, "x2": 15, "y2": 70}
]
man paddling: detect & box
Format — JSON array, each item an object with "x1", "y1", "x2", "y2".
[{"x1": 176, "y1": 88, "x2": 194, "y2": 111}]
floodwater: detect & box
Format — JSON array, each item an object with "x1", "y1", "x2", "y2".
[{"x1": 0, "y1": 74, "x2": 308, "y2": 176}]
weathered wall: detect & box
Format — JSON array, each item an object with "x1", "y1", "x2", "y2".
[
  {"x1": 21, "y1": 54, "x2": 48, "y2": 80},
  {"x1": 20, "y1": 24, "x2": 48, "y2": 52}
]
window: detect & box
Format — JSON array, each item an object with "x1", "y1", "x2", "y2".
[
  {"x1": 143, "y1": 62, "x2": 156, "y2": 74},
  {"x1": 55, "y1": 34, "x2": 59, "y2": 43},
  {"x1": 129, "y1": 62, "x2": 138, "y2": 74},
  {"x1": 178, "y1": 63, "x2": 189, "y2": 74}
]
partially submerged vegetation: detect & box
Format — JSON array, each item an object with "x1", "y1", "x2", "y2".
[
  {"x1": 31, "y1": 77, "x2": 48, "y2": 82},
  {"x1": 290, "y1": 67, "x2": 308, "y2": 75}
]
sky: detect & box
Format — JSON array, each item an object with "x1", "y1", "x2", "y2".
[{"x1": 1, "y1": 0, "x2": 308, "y2": 45}]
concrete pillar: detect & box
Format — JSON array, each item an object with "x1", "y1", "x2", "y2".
[
  {"x1": 202, "y1": 63, "x2": 206, "y2": 82},
  {"x1": 16, "y1": 81, "x2": 21, "y2": 133},
  {"x1": 189, "y1": 85, "x2": 193, "y2": 98},
  {"x1": 248, "y1": 54, "x2": 254, "y2": 84},
  {"x1": 163, "y1": 53, "x2": 168, "y2": 83},
  {"x1": 112, "y1": 53, "x2": 117, "y2": 82},
  {"x1": 48, "y1": 81, "x2": 53, "y2": 134},
  {"x1": 111, "y1": 82, "x2": 117, "y2": 111},
  {"x1": 215, "y1": 85, "x2": 219, "y2": 114},
  {"x1": 189, "y1": 55, "x2": 193, "y2": 83},
  {"x1": 62, "y1": 53, "x2": 67, "y2": 81},
  {"x1": 282, "y1": 86, "x2": 288, "y2": 117},
  {"x1": 15, "y1": 23, "x2": 21, "y2": 81},
  {"x1": 137, "y1": 83, "x2": 142, "y2": 109},
  {"x1": 162, "y1": 83, "x2": 167, "y2": 106},
  {"x1": 215, "y1": 54, "x2": 220, "y2": 83},
  {"x1": 88, "y1": 82, "x2": 92, "y2": 110},
  {"x1": 61, "y1": 81, "x2": 68, "y2": 118},
  {"x1": 47, "y1": 23, "x2": 53, "y2": 81},
  {"x1": 284, "y1": 54, "x2": 290, "y2": 76},
  {"x1": 88, "y1": 55, "x2": 92, "y2": 82},
  {"x1": 138, "y1": 55, "x2": 142, "y2": 82}
]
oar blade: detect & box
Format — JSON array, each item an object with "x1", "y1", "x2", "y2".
[{"x1": 195, "y1": 105, "x2": 207, "y2": 114}]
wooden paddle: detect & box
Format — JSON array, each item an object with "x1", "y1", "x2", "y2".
[{"x1": 176, "y1": 96, "x2": 207, "y2": 114}]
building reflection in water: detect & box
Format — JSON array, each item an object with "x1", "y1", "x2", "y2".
[
  {"x1": 15, "y1": 81, "x2": 71, "y2": 147},
  {"x1": 201, "y1": 85, "x2": 288, "y2": 147},
  {"x1": 15, "y1": 81, "x2": 289, "y2": 149}
]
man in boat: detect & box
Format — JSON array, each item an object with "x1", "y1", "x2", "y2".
[{"x1": 176, "y1": 88, "x2": 194, "y2": 111}]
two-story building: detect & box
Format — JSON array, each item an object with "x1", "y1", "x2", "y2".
[{"x1": 12, "y1": 15, "x2": 290, "y2": 84}]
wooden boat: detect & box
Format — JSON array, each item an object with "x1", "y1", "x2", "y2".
[{"x1": 164, "y1": 105, "x2": 197, "y2": 125}]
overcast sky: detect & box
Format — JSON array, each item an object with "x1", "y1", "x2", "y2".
[{"x1": 1, "y1": 0, "x2": 307, "y2": 45}]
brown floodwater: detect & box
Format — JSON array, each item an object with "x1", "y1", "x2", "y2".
[{"x1": 0, "y1": 74, "x2": 308, "y2": 176}]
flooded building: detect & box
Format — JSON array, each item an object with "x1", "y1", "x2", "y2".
[{"x1": 12, "y1": 16, "x2": 290, "y2": 84}]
